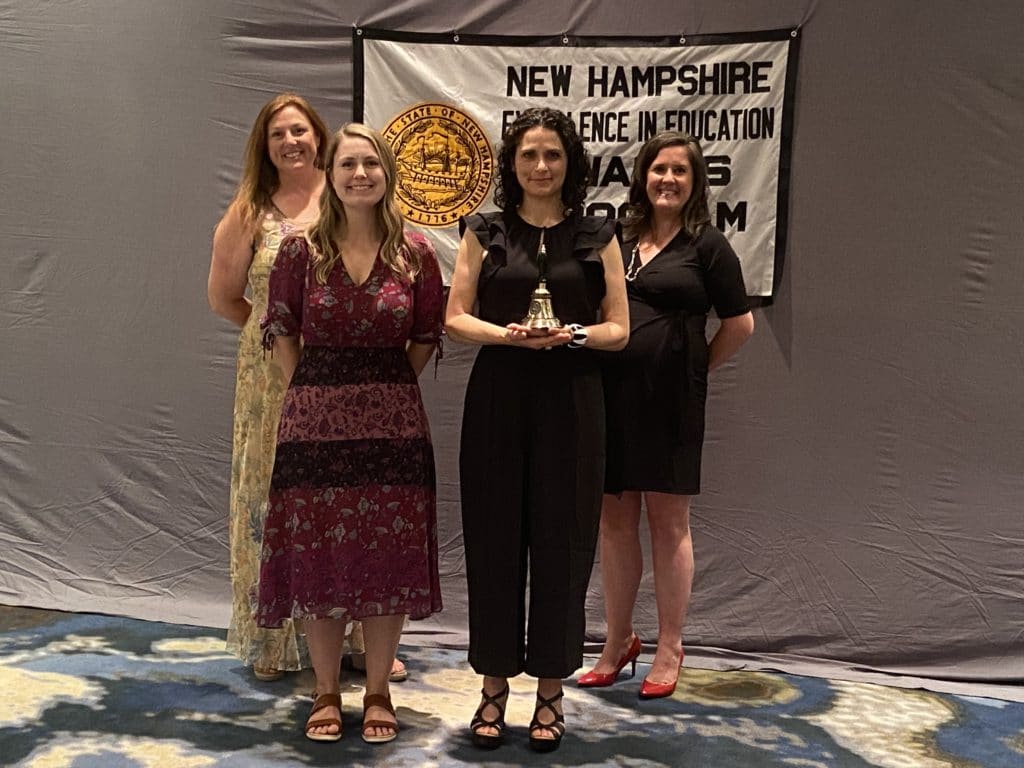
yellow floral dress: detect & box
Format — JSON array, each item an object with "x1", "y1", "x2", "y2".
[{"x1": 225, "y1": 210, "x2": 309, "y2": 671}]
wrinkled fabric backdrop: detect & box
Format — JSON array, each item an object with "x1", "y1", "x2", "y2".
[{"x1": 1, "y1": 0, "x2": 1021, "y2": 684}]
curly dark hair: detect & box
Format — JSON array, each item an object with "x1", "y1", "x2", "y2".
[
  {"x1": 493, "y1": 107, "x2": 591, "y2": 213},
  {"x1": 623, "y1": 131, "x2": 711, "y2": 242}
]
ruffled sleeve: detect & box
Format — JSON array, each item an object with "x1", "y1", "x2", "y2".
[
  {"x1": 572, "y1": 214, "x2": 616, "y2": 263},
  {"x1": 460, "y1": 211, "x2": 507, "y2": 289},
  {"x1": 259, "y1": 235, "x2": 311, "y2": 352},
  {"x1": 569, "y1": 214, "x2": 616, "y2": 305}
]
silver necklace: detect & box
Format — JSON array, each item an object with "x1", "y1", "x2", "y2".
[{"x1": 625, "y1": 244, "x2": 643, "y2": 281}]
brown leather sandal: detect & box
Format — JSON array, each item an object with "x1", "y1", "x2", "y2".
[
  {"x1": 361, "y1": 693, "x2": 398, "y2": 744},
  {"x1": 305, "y1": 692, "x2": 342, "y2": 742}
]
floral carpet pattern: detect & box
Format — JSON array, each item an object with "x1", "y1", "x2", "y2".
[{"x1": 0, "y1": 607, "x2": 1021, "y2": 767}]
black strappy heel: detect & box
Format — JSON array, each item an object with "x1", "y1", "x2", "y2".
[
  {"x1": 528, "y1": 689, "x2": 565, "y2": 753},
  {"x1": 470, "y1": 683, "x2": 510, "y2": 749}
]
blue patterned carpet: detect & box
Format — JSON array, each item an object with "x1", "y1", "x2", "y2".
[{"x1": 1, "y1": 607, "x2": 1021, "y2": 767}]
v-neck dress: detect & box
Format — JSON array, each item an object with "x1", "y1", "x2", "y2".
[
  {"x1": 255, "y1": 232, "x2": 444, "y2": 626},
  {"x1": 603, "y1": 225, "x2": 749, "y2": 495}
]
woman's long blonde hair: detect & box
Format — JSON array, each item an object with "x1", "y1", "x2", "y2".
[
  {"x1": 226, "y1": 93, "x2": 328, "y2": 235},
  {"x1": 307, "y1": 123, "x2": 420, "y2": 285}
]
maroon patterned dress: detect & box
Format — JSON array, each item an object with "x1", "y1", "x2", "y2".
[{"x1": 255, "y1": 232, "x2": 444, "y2": 626}]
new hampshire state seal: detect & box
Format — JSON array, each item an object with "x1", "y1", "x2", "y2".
[{"x1": 383, "y1": 103, "x2": 494, "y2": 228}]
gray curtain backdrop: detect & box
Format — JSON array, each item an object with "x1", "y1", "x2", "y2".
[{"x1": 2, "y1": 1, "x2": 1021, "y2": 686}]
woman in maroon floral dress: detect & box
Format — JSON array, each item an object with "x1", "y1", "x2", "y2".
[{"x1": 257, "y1": 123, "x2": 443, "y2": 744}]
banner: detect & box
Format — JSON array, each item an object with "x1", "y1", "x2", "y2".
[{"x1": 354, "y1": 29, "x2": 800, "y2": 300}]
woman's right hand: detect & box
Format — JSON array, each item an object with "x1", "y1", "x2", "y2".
[{"x1": 503, "y1": 323, "x2": 572, "y2": 350}]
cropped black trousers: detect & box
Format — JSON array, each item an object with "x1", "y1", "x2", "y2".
[{"x1": 459, "y1": 345, "x2": 605, "y2": 679}]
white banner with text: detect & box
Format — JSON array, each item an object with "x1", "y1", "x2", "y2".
[{"x1": 355, "y1": 30, "x2": 799, "y2": 298}]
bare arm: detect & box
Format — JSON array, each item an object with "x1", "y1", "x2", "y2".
[
  {"x1": 272, "y1": 335, "x2": 301, "y2": 383},
  {"x1": 444, "y1": 229, "x2": 509, "y2": 345},
  {"x1": 578, "y1": 238, "x2": 629, "y2": 351},
  {"x1": 708, "y1": 311, "x2": 754, "y2": 372},
  {"x1": 208, "y1": 205, "x2": 254, "y2": 327}
]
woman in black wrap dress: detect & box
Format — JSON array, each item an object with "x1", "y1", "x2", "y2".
[
  {"x1": 446, "y1": 107, "x2": 629, "y2": 752},
  {"x1": 578, "y1": 132, "x2": 754, "y2": 700}
]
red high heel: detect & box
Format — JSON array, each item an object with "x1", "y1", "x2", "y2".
[
  {"x1": 577, "y1": 634, "x2": 642, "y2": 687},
  {"x1": 639, "y1": 649, "x2": 685, "y2": 699}
]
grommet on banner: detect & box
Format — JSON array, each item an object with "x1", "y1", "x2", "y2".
[
  {"x1": 562, "y1": 34, "x2": 569, "y2": 45},
  {"x1": 791, "y1": 28, "x2": 798, "y2": 38},
  {"x1": 355, "y1": 27, "x2": 362, "y2": 37},
  {"x1": 453, "y1": 31, "x2": 460, "y2": 43},
  {"x1": 679, "y1": 36, "x2": 686, "y2": 45}
]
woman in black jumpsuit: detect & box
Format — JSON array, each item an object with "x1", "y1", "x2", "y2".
[{"x1": 445, "y1": 107, "x2": 629, "y2": 752}]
